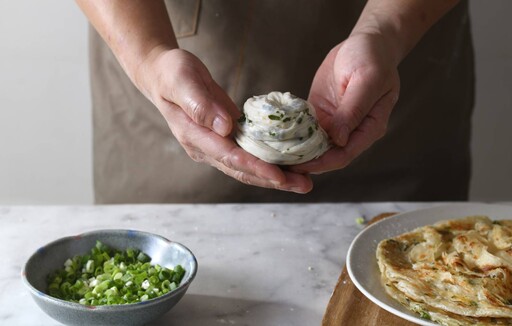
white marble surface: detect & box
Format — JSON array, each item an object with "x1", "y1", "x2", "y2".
[{"x1": 0, "y1": 203, "x2": 441, "y2": 325}]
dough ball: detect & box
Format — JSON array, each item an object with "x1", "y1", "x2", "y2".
[{"x1": 235, "y1": 91, "x2": 330, "y2": 165}]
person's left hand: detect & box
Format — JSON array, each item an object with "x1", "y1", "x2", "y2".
[{"x1": 290, "y1": 32, "x2": 400, "y2": 174}]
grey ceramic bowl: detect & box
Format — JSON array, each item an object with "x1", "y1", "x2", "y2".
[{"x1": 22, "y1": 229, "x2": 197, "y2": 326}]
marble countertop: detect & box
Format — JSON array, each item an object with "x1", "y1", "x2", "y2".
[{"x1": 0, "y1": 202, "x2": 444, "y2": 325}]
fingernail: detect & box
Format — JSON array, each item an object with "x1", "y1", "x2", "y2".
[
  {"x1": 335, "y1": 124, "x2": 350, "y2": 146},
  {"x1": 213, "y1": 116, "x2": 229, "y2": 136},
  {"x1": 291, "y1": 186, "x2": 307, "y2": 193},
  {"x1": 270, "y1": 180, "x2": 282, "y2": 186}
]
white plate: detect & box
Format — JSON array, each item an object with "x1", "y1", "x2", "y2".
[{"x1": 346, "y1": 203, "x2": 512, "y2": 326}]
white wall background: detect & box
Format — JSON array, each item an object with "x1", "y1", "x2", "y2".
[
  {"x1": 468, "y1": 1, "x2": 512, "y2": 201},
  {"x1": 0, "y1": 1, "x2": 510, "y2": 204},
  {"x1": 0, "y1": 1, "x2": 92, "y2": 204}
]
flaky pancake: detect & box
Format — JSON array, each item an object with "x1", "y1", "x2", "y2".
[
  {"x1": 382, "y1": 273, "x2": 512, "y2": 325},
  {"x1": 377, "y1": 216, "x2": 512, "y2": 325}
]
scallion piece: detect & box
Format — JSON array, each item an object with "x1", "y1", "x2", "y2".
[{"x1": 46, "y1": 240, "x2": 187, "y2": 305}]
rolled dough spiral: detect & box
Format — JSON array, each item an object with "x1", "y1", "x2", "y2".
[{"x1": 235, "y1": 92, "x2": 330, "y2": 165}]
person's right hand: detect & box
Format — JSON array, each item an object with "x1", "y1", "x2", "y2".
[{"x1": 134, "y1": 47, "x2": 313, "y2": 193}]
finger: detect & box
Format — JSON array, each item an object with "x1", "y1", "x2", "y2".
[
  {"x1": 202, "y1": 139, "x2": 313, "y2": 193},
  {"x1": 210, "y1": 82, "x2": 243, "y2": 122},
  {"x1": 281, "y1": 171, "x2": 313, "y2": 193},
  {"x1": 161, "y1": 52, "x2": 239, "y2": 137},
  {"x1": 219, "y1": 167, "x2": 313, "y2": 194},
  {"x1": 289, "y1": 146, "x2": 348, "y2": 174},
  {"x1": 330, "y1": 69, "x2": 390, "y2": 147},
  {"x1": 291, "y1": 88, "x2": 397, "y2": 174},
  {"x1": 162, "y1": 103, "x2": 312, "y2": 192},
  {"x1": 169, "y1": 77, "x2": 237, "y2": 137}
]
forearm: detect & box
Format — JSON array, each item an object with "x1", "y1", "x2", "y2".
[
  {"x1": 351, "y1": 0, "x2": 460, "y2": 65},
  {"x1": 76, "y1": 0, "x2": 178, "y2": 88}
]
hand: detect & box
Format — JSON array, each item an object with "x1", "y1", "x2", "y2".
[
  {"x1": 291, "y1": 33, "x2": 400, "y2": 174},
  {"x1": 137, "y1": 47, "x2": 313, "y2": 193}
]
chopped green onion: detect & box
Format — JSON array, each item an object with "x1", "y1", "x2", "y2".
[
  {"x1": 46, "y1": 240, "x2": 187, "y2": 305},
  {"x1": 159, "y1": 269, "x2": 171, "y2": 281},
  {"x1": 137, "y1": 252, "x2": 151, "y2": 263},
  {"x1": 419, "y1": 311, "x2": 431, "y2": 320},
  {"x1": 85, "y1": 260, "x2": 94, "y2": 273},
  {"x1": 355, "y1": 217, "x2": 366, "y2": 225}
]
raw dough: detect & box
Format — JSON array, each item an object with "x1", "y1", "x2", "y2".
[{"x1": 235, "y1": 92, "x2": 330, "y2": 165}]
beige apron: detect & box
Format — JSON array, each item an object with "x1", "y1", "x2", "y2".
[{"x1": 90, "y1": 0, "x2": 474, "y2": 203}]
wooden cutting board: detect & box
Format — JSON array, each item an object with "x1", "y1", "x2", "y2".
[{"x1": 322, "y1": 212, "x2": 418, "y2": 326}]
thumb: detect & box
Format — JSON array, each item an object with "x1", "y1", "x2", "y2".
[{"x1": 166, "y1": 52, "x2": 239, "y2": 137}]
